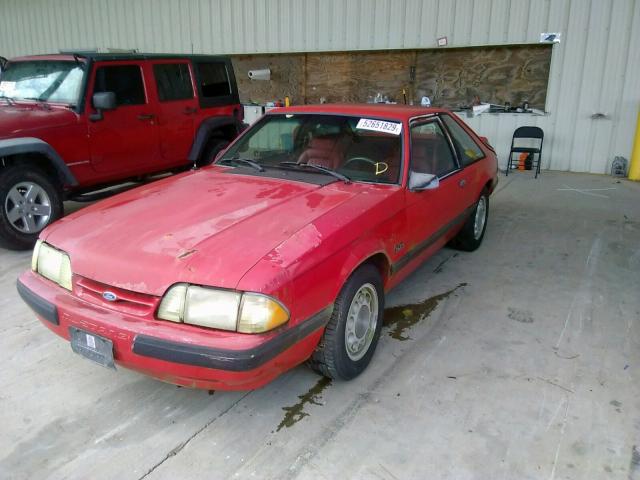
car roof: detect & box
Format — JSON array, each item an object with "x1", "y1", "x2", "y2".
[
  {"x1": 9, "y1": 52, "x2": 230, "y2": 62},
  {"x1": 266, "y1": 103, "x2": 450, "y2": 121}
]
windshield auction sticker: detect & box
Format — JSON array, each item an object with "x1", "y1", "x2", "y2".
[{"x1": 356, "y1": 118, "x2": 402, "y2": 135}]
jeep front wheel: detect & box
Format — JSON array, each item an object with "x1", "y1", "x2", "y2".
[{"x1": 0, "y1": 165, "x2": 63, "y2": 250}]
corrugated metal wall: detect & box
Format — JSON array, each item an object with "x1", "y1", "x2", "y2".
[{"x1": 1, "y1": 0, "x2": 639, "y2": 174}]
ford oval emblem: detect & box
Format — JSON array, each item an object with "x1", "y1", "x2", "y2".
[{"x1": 102, "y1": 291, "x2": 117, "y2": 302}]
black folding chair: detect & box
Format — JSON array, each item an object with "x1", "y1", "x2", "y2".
[{"x1": 505, "y1": 126, "x2": 544, "y2": 178}]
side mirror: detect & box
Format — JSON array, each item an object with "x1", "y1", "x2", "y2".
[
  {"x1": 408, "y1": 172, "x2": 439, "y2": 191},
  {"x1": 93, "y1": 91, "x2": 116, "y2": 110},
  {"x1": 0, "y1": 57, "x2": 6, "y2": 77},
  {"x1": 90, "y1": 92, "x2": 116, "y2": 122}
]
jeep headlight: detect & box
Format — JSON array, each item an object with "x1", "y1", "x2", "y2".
[
  {"x1": 157, "y1": 284, "x2": 289, "y2": 333},
  {"x1": 32, "y1": 240, "x2": 73, "y2": 291}
]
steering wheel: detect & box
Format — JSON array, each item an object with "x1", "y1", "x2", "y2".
[
  {"x1": 344, "y1": 156, "x2": 377, "y2": 168},
  {"x1": 343, "y1": 157, "x2": 389, "y2": 176}
]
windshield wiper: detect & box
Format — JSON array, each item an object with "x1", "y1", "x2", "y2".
[
  {"x1": 279, "y1": 161, "x2": 351, "y2": 183},
  {"x1": 0, "y1": 95, "x2": 15, "y2": 105},
  {"x1": 23, "y1": 97, "x2": 51, "y2": 109},
  {"x1": 218, "y1": 157, "x2": 265, "y2": 172}
]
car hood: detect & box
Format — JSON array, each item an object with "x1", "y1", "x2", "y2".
[
  {"x1": 0, "y1": 104, "x2": 77, "y2": 139},
  {"x1": 43, "y1": 168, "x2": 362, "y2": 296}
]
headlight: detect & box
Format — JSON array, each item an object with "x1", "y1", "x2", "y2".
[
  {"x1": 32, "y1": 241, "x2": 72, "y2": 291},
  {"x1": 157, "y1": 284, "x2": 289, "y2": 333},
  {"x1": 184, "y1": 286, "x2": 241, "y2": 330}
]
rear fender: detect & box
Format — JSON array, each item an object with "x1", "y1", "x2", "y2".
[{"x1": 188, "y1": 116, "x2": 242, "y2": 162}]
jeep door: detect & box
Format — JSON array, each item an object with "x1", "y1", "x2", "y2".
[
  {"x1": 86, "y1": 61, "x2": 160, "y2": 175},
  {"x1": 150, "y1": 60, "x2": 198, "y2": 167}
]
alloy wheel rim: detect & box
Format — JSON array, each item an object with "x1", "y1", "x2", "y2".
[
  {"x1": 345, "y1": 283, "x2": 379, "y2": 361},
  {"x1": 4, "y1": 182, "x2": 52, "y2": 234},
  {"x1": 473, "y1": 196, "x2": 487, "y2": 240}
]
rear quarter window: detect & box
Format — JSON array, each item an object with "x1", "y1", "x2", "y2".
[
  {"x1": 195, "y1": 62, "x2": 231, "y2": 98},
  {"x1": 441, "y1": 114, "x2": 484, "y2": 167}
]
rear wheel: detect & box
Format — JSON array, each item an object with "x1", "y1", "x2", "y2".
[
  {"x1": 450, "y1": 190, "x2": 489, "y2": 252},
  {"x1": 308, "y1": 264, "x2": 384, "y2": 380},
  {"x1": 0, "y1": 165, "x2": 63, "y2": 250}
]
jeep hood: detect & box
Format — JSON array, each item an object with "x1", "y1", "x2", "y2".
[
  {"x1": 43, "y1": 168, "x2": 362, "y2": 296},
  {"x1": 0, "y1": 104, "x2": 77, "y2": 139}
]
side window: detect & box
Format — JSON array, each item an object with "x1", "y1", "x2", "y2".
[
  {"x1": 195, "y1": 62, "x2": 231, "y2": 98},
  {"x1": 410, "y1": 121, "x2": 457, "y2": 177},
  {"x1": 94, "y1": 65, "x2": 145, "y2": 106},
  {"x1": 441, "y1": 115, "x2": 484, "y2": 166},
  {"x1": 153, "y1": 63, "x2": 193, "y2": 102}
]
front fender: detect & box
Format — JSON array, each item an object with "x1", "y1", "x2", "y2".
[
  {"x1": 0, "y1": 137, "x2": 78, "y2": 186},
  {"x1": 188, "y1": 116, "x2": 242, "y2": 162}
]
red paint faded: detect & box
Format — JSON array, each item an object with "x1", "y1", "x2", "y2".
[{"x1": 21, "y1": 104, "x2": 498, "y2": 390}]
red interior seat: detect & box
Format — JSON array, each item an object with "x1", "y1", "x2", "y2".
[{"x1": 298, "y1": 136, "x2": 345, "y2": 169}]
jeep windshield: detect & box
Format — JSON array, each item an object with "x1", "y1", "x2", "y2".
[
  {"x1": 0, "y1": 60, "x2": 85, "y2": 106},
  {"x1": 218, "y1": 113, "x2": 403, "y2": 184}
]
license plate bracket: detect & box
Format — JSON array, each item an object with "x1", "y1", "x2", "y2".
[{"x1": 69, "y1": 327, "x2": 116, "y2": 370}]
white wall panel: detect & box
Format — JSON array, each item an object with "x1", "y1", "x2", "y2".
[{"x1": 0, "y1": 0, "x2": 638, "y2": 173}]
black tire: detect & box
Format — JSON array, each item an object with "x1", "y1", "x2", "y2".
[
  {"x1": 199, "y1": 138, "x2": 230, "y2": 166},
  {"x1": 308, "y1": 264, "x2": 384, "y2": 380},
  {"x1": 0, "y1": 165, "x2": 63, "y2": 250},
  {"x1": 449, "y1": 190, "x2": 489, "y2": 252}
]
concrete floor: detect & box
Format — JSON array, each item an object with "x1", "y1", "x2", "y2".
[{"x1": 1, "y1": 171, "x2": 639, "y2": 480}]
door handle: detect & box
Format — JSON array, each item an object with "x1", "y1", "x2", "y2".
[
  {"x1": 459, "y1": 179, "x2": 467, "y2": 188},
  {"x1": 137, "y1": 113, "x2": 155, "y2": 121},
  {"x1": 183, "y1": 107, "x2": 198, "y2": 115}
]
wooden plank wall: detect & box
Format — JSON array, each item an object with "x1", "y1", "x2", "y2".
[{"x1": 231, "y1": 44, "x2": 551, "y2": 109}]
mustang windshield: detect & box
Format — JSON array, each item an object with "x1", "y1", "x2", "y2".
[
  {"x1": 219, "y1": 114, "x2": 403, "y2": 184},
  {"x1": 0, "y1": 61, "x2": 85, "y2": 105}
]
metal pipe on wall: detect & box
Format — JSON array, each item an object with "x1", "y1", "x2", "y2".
[{"x1": 629, "y1": 107, "x2": 640, "y2": 181}]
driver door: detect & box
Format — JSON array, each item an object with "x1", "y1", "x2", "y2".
[{"x1": 402, "y1": 118, "x2": 467, "y2": 267}]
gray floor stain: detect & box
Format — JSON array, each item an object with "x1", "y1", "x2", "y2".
[
  {"x1": 507, "y1": 307, "x2": 534, "y2": 323},
  {"x1": 433, "y1": 253, "x2": 459, "y2": 273},
  {"x1": 630, "y1": 445, "x2": 640, "y2": 480}
]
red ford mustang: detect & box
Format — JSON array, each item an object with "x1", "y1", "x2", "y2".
[{"x1": 18, "y1": 104, "x2": 497, "y2": 390}]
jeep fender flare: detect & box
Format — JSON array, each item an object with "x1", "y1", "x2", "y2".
[
  {"x1": 188, "y1": 116, "x2": 243, "y2": 163},
  {"x1": 0, "y1": 137, "x2": 78, "y2": 186}
]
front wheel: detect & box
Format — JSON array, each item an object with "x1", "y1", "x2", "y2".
[
  {"x1": 308, "y1": 264, "x2": 384, "y2": 380},
  {"x1": 0, "y1": 165, "x2": 63, "y2": 250},
  {"x1": 449, "y1": 190, "x2": 489, "y2": 252}
]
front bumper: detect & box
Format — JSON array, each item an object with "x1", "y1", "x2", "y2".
[{"x1": 17, "y1": 271, "x2": 330, "y2": 390}]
